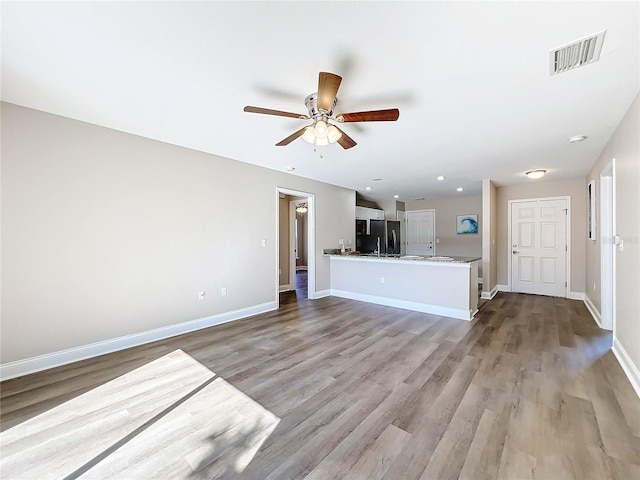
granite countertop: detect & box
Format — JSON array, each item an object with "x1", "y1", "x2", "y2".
[{"x1": 324, "y1": 251, "x2": 480, "y2": 263}]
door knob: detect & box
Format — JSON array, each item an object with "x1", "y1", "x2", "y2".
[{"x1": 512, "y1": 250, "x2": 520, "y2": 254}]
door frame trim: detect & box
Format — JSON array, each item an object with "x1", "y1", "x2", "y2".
[
  {"x1": 507, "y1": 196, "x2": 571, "y2": 297},
  {"x1": 600, "y1": 159, "x2": 616, "y2": 330}
]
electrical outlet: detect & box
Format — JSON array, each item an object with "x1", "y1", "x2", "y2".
[
  {"x1": 380, "y1": 277, "x2": 385, "y2": 284},
  {"x1": 348, "y1": 238, "x2": 352, "y2": 245},
  {"x1": 261, "y1": 239, "x2": 266, "y2": 247},
  {"x1": 339, "y1": 239, "x2": 344, "y2": 245},
  {"x1": 198, "y1": 291, "x2": 205, "y2": 300},
  {"x1": 221, "y1": 287, "x2": 227, "y2": 296}
]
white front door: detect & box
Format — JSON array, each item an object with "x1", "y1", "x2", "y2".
[
  {"x1": 406, "y1": 210, "x2": 435, "y2": 256},
  {"x1": 511, "y1": 198, "x2": 567, "y2": 297}
]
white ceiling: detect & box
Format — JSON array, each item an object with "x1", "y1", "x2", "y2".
[{"x1": 2, "y1": 1, "x2": 639, "y2": 202}]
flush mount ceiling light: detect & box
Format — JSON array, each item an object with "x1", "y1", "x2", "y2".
[
  {"x1": 365, "y1": 186, "x2": 373, "y2": 191},
  {"x1": 437, "y1": 176, "x2": 446, "y2": 181},
  {"x1": 295, "y1": 203, "x2": 308, "y2": 214},
  {"x1": 568, "y1": 135, "x2": 587, "y2": 143},
  {"x1": 393, "y1": 195, "x2": 399, "y2": 199},
  {"x1": 526, "y1": 169, "x2": 546, "y2": 179},
  {"x1": 285, "y1": 166, "x2": 295, "y2": 172},
  {"x1": 456, "y1": 187, "x2": 464, "y2": 192}
]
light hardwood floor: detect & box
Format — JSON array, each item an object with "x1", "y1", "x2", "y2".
[{"x1": 1, "y1": 292, "x2": 639, "y2": 479}]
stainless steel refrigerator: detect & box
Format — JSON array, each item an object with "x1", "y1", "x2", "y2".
[
  {"x1": 363, "y1": 219, "x2": 401, "y2": 254},
  {"x1": 386, "y1": 220, "x2": 401, "y2": 255}
]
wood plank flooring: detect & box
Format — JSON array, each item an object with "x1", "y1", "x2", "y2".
[{"x1": 1, "y1": 292, "x2": 639, "y2": 479}]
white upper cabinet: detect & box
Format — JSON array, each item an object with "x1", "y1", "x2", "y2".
[
  {"x1": 355, "y1": 206, "x2": 385, "y2": 221},
  {"x1": 371, "y1": 209, "x2": 385, "y2": 220}
]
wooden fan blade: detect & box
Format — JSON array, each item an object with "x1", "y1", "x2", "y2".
[
  {"x1": 337, "y1": 109, "x2": 400, "y2": 122},
  {"x1": 334, "y1": 126, "x2": 357, "y2": 149},
  {"x1": 276, "y1": 127, "x2": 307, "y2": 146},
  {"x1": 244, "y1": 106, "x2": 308, "y2": 119},
  {"x1": 317, "y1": 72, "x2": 342, "y2": 113}
]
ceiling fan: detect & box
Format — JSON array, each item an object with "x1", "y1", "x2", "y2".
[{"x1": 243, "y1": 72, "x2": 399, "y2": 149}]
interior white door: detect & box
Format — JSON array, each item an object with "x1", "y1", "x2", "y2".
[
  {"x1": 511, "y1": 199, "x2": 567, "y2": 297},
  {"x1": 406, "y1": 210, "x2": 435, "y2": 256}
]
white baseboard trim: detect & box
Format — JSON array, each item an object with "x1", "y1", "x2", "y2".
[
  {"x1": 612, "y1": 337, "x2": 640, "y2": 400},
  {"x1": 568, "y1": 291, "x2": 585, "y2": 301},
  {"x1": 497, "y1": 284, "x2": 510, "y2": 292},
  {"x1": 583, "y1": 294, "x2": 602, "y2": 328},
  {"x1": 0, "y1": 301, "x2": 277, "y2": 382},
  {"x1": 279, "y1": 284, "x2": 292, "y2": 292},
  {"x1": 313, "y1": 289, "x2": 332, "y2": 299},
  {"x1": 296, "y1": 266, "x2": 308, "y2": 271},
  {"x1": 481, "y1": 285, "x2": 499, "y2": 300},
  {"x1": 330, "y1": 289, "x2": 473, "y2": 321}
]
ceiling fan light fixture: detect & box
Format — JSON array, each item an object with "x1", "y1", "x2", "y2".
[
  {"x1": 301, "y1": 126, "x2": 316, "y2": 144},
  {"x1": 314, "y1": 120, "x2": 328, "y2": 137},
  {"x1": 314, "y1": 136, "x2": 330, "y2": 147},
  {"x1": 327, "y1": 124, "x2": 342, "y2": 143}
]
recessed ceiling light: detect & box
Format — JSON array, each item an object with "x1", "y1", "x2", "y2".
[
  {"x1": 437, "y1": 176, "x2": 446, "y2": 181},
  {"x1": 413, "y1": 197, "x2": 425, "y2": 201},
  {"x1": 372, "y1": 178, "x2": 383, "y2": 182},
  {"x1": 526, "y1": 169, "x2": 546, "y2": 179},
  {"x1": 365, "y1": 186, "x2": 372, "y2": 191},
  {"x1": 457, "y1": 187, "x2": 463, "y2": 192},
  {"x1": 285, "y1": 166, "x2": 295, "y2": 172},
  {"x1": 568, "y1": 135, "x2": 587, "y2": 143},
  {"x1": 393, "y1": 195, "x2": 399, "y2": 199}
]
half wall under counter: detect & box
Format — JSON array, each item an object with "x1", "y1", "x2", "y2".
[{"x1": 328, "y1": 255, "x2": 480, "y2": 320}]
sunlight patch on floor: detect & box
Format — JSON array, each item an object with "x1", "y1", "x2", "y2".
[{"x1": 0, "y1": 350, "x2": 280, "y2": 478}]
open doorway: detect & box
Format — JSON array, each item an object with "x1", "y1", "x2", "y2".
[
  {"x1": 292, "y1": 199, "x2": 309, "y2": 299},
  {"x1": 277, "y1": 188, "x2": 315, "y2": 306}
]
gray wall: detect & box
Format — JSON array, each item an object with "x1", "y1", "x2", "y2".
[
  {"x1": 1, "y1": 103, "x2": 355, "y2": 364},
  {"x1": 586, "y1": 92, "x2": 640, "y2": 379},
  {"x1": 482, "y1": 180, "x2": 498, "y2": 295},
  {"x1": 296, "y1": 207, "x2": 308, "y2": 268},
  {"x1": 406, "y1": 195, "x2": 483, "y2": 264},
  {"x1": 278, "y1": 196, "x2": 290, "y2": 287}
]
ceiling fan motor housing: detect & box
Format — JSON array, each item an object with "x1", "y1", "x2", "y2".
[{"x1": 305, "y1": 93, "x2": 337, "y2": 118}]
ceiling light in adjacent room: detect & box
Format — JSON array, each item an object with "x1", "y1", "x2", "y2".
[
  {"x1": 568, "y1": 135, "x2": 587, "y2": 143},
  {"x1": 526, "y1": 169, "x2": 546, "y2": 179},
  {"x1": 296, "y1": 203, "x2": 308, "y2": 214}
]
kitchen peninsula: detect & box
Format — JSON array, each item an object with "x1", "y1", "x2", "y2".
[{"x1": 328, "y1": 254, "x2": 480, "y2": 320}]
